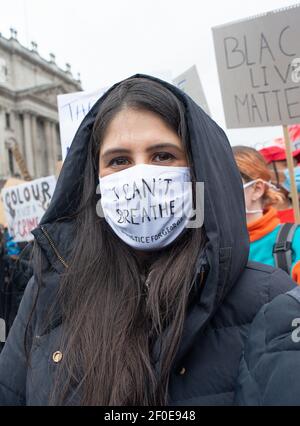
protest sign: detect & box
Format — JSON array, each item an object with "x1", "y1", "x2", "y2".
[
  {"x1": 173, "y1": 65, "x2": 210, "y2": 115},
  {"x1": 213, "y1": 4, "x2": 300, "y2": 223},
  {"x1": 1, "y1": 176, "x2": 56, "y2": 242},
  {"x1": 212, "y1": 4, "x2": 300, "y2": 129},
  {"x1": 58, "y1": 88, "x2": 107, "y2": 161}
]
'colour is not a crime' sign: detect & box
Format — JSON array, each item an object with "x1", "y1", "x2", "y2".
[{"x1": 1, "y1": 176, "x2": 56, "y2": 242}]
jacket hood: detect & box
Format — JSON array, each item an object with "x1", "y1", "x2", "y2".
[{"x1": 32, "y1": 73, "x2": 249, "y2": 343}]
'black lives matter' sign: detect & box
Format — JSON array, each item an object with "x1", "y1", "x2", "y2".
[{"x1": 212, "y1": 5, "x2": 300, "y2": 128}]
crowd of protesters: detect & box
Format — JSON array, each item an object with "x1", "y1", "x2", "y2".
[{"x1": 0, "y1": 76, "x2": 299, "y2": 405}]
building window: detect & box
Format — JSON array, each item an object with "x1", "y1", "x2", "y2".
[
  {"x1": 5, "y1": 112, "x2": 11, "y2": 129},
  {"x1": 8, "y1": 148, "x2": 14, "y2": 175}
]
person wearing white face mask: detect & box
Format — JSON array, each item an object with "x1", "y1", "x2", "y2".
[
  {"x1": 233, "y1": 145, "x2": 300, "y2": 285},
  {"x1": 0, "y1": 76, "x2": 295, "y2": 407},
  {"x1": 259, "y1": 141, "x2": 300, "y2": 223}
]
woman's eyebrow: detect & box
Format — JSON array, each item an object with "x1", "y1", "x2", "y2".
[
  {"x1": 101, "y1": 148, "x2": 131, "y2": 159},
  {"x1": 101, "y1": 143, "x2": 183, "y2": 159},
  {"x1": 146, "y1": 143, "x2": 183, "y2": 152}
]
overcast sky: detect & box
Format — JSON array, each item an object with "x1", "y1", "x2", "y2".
[{"x1": 1, "y1": 0, "x2": 299, "y2": 146}]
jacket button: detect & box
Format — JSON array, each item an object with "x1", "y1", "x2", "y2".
[
  {"x1": 179, "y1": 367, "x2": 186, "y2": 375},
  {"x1": 52, "y1": 351, "x2": 63, "y2": 363}
]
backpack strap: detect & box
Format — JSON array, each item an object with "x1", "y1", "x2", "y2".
[{"x1": 273, "y1": 223, "x2": 298, "y2": 274}]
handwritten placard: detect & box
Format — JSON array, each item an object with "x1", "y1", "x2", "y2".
[
  {"x1": 58, "y1": 88, "x2": 107, "y2": 161},
  {"x1": 173, "y1": 65, "x2": 210, "y2": 115},
  {"x1": 0, "y1": 176, "x2": 57, "y2": 242},
  {"x1": 212, "y1": 5, "x2": 300, "y2": 128}
]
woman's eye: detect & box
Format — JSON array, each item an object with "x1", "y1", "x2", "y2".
[
  {"x1": 108, "y1": 157, "x2": 130, "y2": 167},
  {"x1": 153, "y1": 152, "x2": 175, "y2": 162}
]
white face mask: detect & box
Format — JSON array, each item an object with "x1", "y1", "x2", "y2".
[{"x1": 99, "y1": 164, "x2": 193, "y2": 250}]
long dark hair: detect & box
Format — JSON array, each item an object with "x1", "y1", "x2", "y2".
[{"x1": 36, "y1": 78, "x2": 206, "y2": 405}]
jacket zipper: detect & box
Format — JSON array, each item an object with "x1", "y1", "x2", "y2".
[{"x1": 40, "y1": 225, "x2": 69, "y2": 269}]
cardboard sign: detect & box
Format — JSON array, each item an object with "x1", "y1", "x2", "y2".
[
  {"x1": 212, "y1": 5, "x2": 300, "y2": 128},
  {"x1": 0, "y1": 176, "x2": 56, "y2": 242},
  {"x1": 173, "y1": 65, "x2": 210, "y2": 115},
  {"x1": 58, "y1": 88, "x2": 107, "y2": 161}
]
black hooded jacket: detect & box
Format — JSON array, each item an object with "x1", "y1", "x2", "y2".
[{"x1": 0, "y1": 75, "x2": 295, "y2": 405}]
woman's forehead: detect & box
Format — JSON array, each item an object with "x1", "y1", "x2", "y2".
[{"x1": 99, "y1": 108, "x2": 182, "y2": 151}]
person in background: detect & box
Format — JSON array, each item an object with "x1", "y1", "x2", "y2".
[
  {"x1": 4, "y1": 228, "x2": 21, "y2": 258},
  {"x1": 281, "y1": 165, "x2": 300, "y2": 208},
  {"x1": 233, "y1": 145, "x2": 300, "y2": 284},
  {"x1": 259, "y1": 144, "x2": 300, "y2": 223},
  {"x1": 273, "y1": 182, "x2": 296, "y2": 223}
]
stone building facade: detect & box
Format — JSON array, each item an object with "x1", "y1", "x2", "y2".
[{"x1": 0, "y1": 29, "x2": 82, "y2": 180}]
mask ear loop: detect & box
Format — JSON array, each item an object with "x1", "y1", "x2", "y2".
[
  {"x1": 243, "y1": 179, "x2": 257, "y2": 189},
  {"x1": 268, "y1": 163, "x2": 287, "y2": 193}
]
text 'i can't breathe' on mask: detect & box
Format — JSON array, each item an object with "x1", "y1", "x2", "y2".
[{"x1": 99, "y1": 164, "x2": 194, "y2": 250}]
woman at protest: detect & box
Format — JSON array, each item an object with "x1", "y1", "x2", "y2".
[
  {"x1": 0, "y1": 75, "x2": 295, "y2": 406},
  {"x1": 281, "y1": 166, "x2": 300, "y2": 206},
  {"x1": 233, "y1": 146, "x2": 300, "y2": 284},
  {"x1": 259, "y1": 144, "x2": 300, "y2": 223}
]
